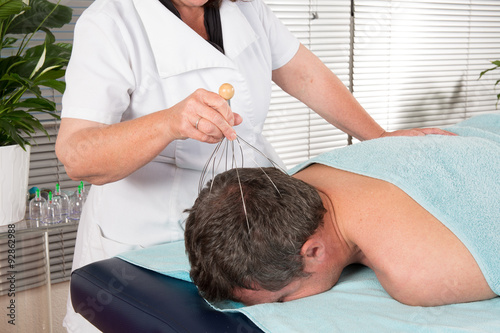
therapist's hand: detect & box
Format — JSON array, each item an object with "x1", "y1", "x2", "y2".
[
  {"x1": 379, "y1": 127, "x2": 457, "y2": 138},
  {"x1": 165, "y1": 88, "x2": 242, "y2": 143}
]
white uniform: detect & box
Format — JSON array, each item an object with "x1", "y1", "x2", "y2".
[{"x1": 62, "y1": 0, "x2": 299, "y2": 331}]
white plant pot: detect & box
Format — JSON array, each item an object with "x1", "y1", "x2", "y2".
[{"x1": 0, "y1": 144, "x2": 30, "y2": 225}]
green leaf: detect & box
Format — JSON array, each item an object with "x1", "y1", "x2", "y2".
[
  {"x1": 42, "y1": 26, "x2": 55, "y2": 44},
  {"x1": 36, "y1": 78, "x2": 65, "y2": 93},
  {"x1": 0, "y1": 56, "x2": 21, "y2": 80},
  {"x1": 34, "y1": 68, "x2": 64, "y2": 81},
  {"x1": 13, "y1": 97, "x2": 56, "y2": 111},
  {"x1": 478, "y1": 66, "x2": 498, "y2": 79},
  {"x1": 26, "y1": 42, "x2": 72, "y2": 62},
  {"x1": 4, "y1": 72, "x2": 31, "y2": 86},
  {"x1": 0, "y1": 0, "x2": 26, "y2": 20},
  {"x1": 1, "y1": 36, "x2": 17, "y2": 48},
  {"x1": 0, "y1": 113, "x2": 35, "y2": 148},
  {"x1": 30, "y1": 43, "x2": 47, "y2": 79},
  {"x1": 7, "y1": 0, "x2": 72, "y2": 35},
  {"x1": 34, "y1": 64, "x2": 59, "y2": 78},
  {"x1": 0, "y1": 0, "x2": 71, "y2": 147},
  {"x1": 20, "y1": 43, "x2": 71, "y2": 76}
]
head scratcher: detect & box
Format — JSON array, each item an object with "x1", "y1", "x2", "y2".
[{"x1": 198, "y1": 84, "x2": 284, "y2": 231}]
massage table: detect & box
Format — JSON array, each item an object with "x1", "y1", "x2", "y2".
[{"x1": 70, "y1": 257, "x2": 263, "y2": 332}]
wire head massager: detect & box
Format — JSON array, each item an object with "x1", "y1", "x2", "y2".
[{"x1": 198, "y1": 84, "x2": 285, "y2": 231}]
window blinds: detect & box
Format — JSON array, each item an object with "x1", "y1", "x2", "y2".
[
  {"x1": 264, "y1": 0, "x2": 352, "y2": 169},
  {"x1": 0, "y1": 223, "x2": 77, "y2": 295},
  {"x1": 352, "y1": 0, "x2": 500, "y2": 132}
]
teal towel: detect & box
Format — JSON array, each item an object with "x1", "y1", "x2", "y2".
[
  {"x1": 118, "y1": 114, "x2": 500, "y2": 332},
  {"x1": 289, "y1": 113, "x2": 500, "y2": 295},
  {"x1": 118, "y1": 241, "x2": 500, "y2": 333}
]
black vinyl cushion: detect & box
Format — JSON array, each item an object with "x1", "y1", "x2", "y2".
[{"x1": 71, "y1": 257, "x2": 263, "y2": 333}]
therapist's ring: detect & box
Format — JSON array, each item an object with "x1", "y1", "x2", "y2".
[{"x1": 195, "y1": 118, "x2": 201, "y2": 130}]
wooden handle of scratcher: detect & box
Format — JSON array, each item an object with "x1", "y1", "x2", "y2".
[{"x1": 219, "y1": 83, "x2": 234, "y2": 101}]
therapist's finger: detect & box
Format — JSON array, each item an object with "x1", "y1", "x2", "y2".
[
  {"x1": 382, "y1": 127, "x2": 457, "y2": 137},
  {"x1": 416, "y1": 128, "x2": 457, "y2": 136},
  {"x1": 196, "y1": 112, "x2": 242, "y2": 139},
  {"x1": 169, "y1": 89, "x2": 238, "y2": 143},
  {"x1": 196, "y1": 90, "x2": 238, "y2": 140}
]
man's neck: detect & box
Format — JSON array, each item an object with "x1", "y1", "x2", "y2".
[{"x1": 318, "y1": 192, "x2": 366, "y2": 270}]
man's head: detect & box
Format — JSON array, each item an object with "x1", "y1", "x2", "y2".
[{"x1": 184, "y1": 167, "x2": 326, "y2": 303}]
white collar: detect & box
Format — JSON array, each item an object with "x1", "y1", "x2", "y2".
[{"x1": 132, "y1": 0, "x2": 258, "y2": 77}]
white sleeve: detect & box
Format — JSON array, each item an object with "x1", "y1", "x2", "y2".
[
  {"x1": 249, "y1": 0, "x2": 300, "y2": 70},
  {"x1": 61, "y1": 9, "x2": 136, "y2": 124}
]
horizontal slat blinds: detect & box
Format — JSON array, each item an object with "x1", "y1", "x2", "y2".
[
  {"x1": 0, "y1": 223, "x2": 77, "y2": 295},
  {"x1": 28, "y1": 124, "x2": 77, "y2": 191},
  {"x1": 264, "y1": 0, "x2": 352, "y2": 168},
  {"x1": 353, "y1": 0, "x2": 500, "y2": 132},
  {"x1": 47, "y1": 225, "x2": 77, "y2": 284},
  {"x1": 0, "y1": 233, "x2": 46, "y2": 295}
]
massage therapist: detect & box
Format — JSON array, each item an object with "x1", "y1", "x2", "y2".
[{"x1": 55, "y1": 0, "x2": 452, "y2": 331}]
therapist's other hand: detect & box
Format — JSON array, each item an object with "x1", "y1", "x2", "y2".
[
  {"x1": 379, "y1": 127, "x2": 457, "y2": 138},
  {"x1": 166, "y1": 89, "x2": 242, "y2": 143}
]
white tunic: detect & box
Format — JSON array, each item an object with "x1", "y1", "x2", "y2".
[{"x1": 62, "y1": 0, "x2": 299, "y2": 263}]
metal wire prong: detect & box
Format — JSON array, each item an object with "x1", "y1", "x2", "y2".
[
  {"x1": 235, "y1": 135, "x2": 287, "y2": 173},
  {"x1": 235, "y1": 136, "x2": 245, "y2": 169},
  {"x1": 258, "y1": 166, "x2": 282, "y2": 197},
  {"x1": 234, "y1": 166, "x2": 250, "y2": 232},
  {"x1": 234, "y1": 136, "x2": 283, "y2": 197},
  {"x1": 198, "y1": 132, "x2": 286, "y2": 234},
  {"x1": 212, "y1": 139, "x2": 231, "y2": 192},
  {"x1": 199, "y1": 139, "x2": 223, "y2": 193}
]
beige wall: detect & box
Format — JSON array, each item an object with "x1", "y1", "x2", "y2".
[{"x1": 0, "y1": 281, "x2": 69, "y2": 333}]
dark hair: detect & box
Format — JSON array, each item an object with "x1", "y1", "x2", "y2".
[{"x1": 185, "y1": 167, "x2": 326, "y2": 302}]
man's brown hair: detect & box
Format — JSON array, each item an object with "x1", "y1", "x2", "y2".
[{"x1": 185, "y1": 167, "x2": 326, "y2": 302}]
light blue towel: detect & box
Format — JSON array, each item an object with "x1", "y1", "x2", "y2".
[
  {"x1": 118, "y1": 114, "x2": 500, "y2": 332},
  {"x1": 289, "y1": 113, "x2": 500, "y2": 295}
]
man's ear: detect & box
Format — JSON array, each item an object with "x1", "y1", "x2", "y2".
[{"x1": 301, "y1": 238, "x2": 326, "y2": 269}]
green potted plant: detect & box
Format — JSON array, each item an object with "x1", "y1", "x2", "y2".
[
  {"x1": 0, "y1": 0, "x2": 72, "y2": 225},
  {"x1": 479, "y1": 60, "x2": 500, "y2": 108}
]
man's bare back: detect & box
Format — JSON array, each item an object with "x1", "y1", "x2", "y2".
[{"x1": 294, "y1": 164, "x2": 496, "y2": 306}]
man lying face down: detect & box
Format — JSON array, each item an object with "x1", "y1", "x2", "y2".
[
  {"x1": 185, "y1": 120, "x2": 500, "y2": 306},
  {"x1": 185, "y1": 169, "x2": 497, "y2": 306}
]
